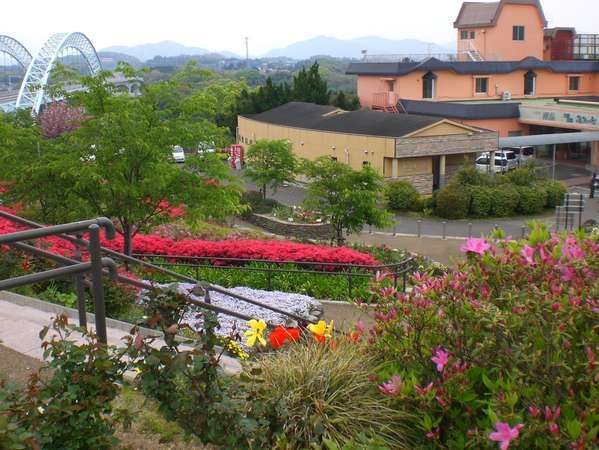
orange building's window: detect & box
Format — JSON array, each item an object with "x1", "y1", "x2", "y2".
[
  {"x1": 524, "y1": 71, "x2": 536, "y2": 96},
  {"x1": 460, "y1": 30, "x2": 469, "y2": 40},
  {"x1": 568, "y1": 76, "x2": 581, "y2": 91},
  {"x1": 513, "y1": 26, "x2": 525, "y2": 41},
  {"x1": 475, "y1": 77, "x2": 489, "y2": 95}
]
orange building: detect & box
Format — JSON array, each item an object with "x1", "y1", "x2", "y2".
[{"x1": 347, "y1": 0, "x2": 599, "y2": 169}]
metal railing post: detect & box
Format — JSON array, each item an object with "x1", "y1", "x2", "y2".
[
  {"x1": 468, "y1": 223, "x2": 473, "y2": 238},
  {"x1": 267, "y1": 264, "x2": 273, "y2": 291},
  {"x1": 74, "y1": 233, "x2": 87, "y2": 328},
  {"x1": 417, "y1": 220, "x2": 422, "y2": 238},
  {"x1": 521, "y1": 226, "x2": 526, "y2": 239},
  {"x1": 347, "y1": 272, "x2": 353, "y2": 298},
  {"x1": 442, "y1": 221, "x2": 447, "y2": 240},
  {"x1": 565, "y1": 193, "x2": 570, "y2": 231},
  {"x1": 88, "y1": 224, "x2": 107, "y2": 344},
  {"x1": 204, "y1": 287, "x2": 211, "y2": 304}
]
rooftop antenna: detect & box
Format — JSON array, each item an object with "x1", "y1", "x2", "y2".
[
  {"x1": 245, "y1": 37, "x2": 249, "y2": 68},
  {"x1": 361, "y1": 49, "x2": 367, "y2": 60}
]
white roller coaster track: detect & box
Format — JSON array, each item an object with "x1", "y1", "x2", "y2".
[{"x1": 15, "y1": 32, "x2": 102, "y2": 115}]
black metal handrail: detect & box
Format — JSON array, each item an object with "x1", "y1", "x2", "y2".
[{"x1": 0, "y1": 219, "x2": 115, "y2": 343}]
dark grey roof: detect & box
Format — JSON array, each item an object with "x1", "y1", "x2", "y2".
[
  {"x1": 242, "y1": 102, "x2": 445, "y2": 138},
  {"x1": 454, "y1": 2, "x2": 500, "y2": 27},
  {"x1": 454, "y1": 0, "x2": 546, "y2": 28},
  {"x1": 398, "y1": 98, "x2": 521, "y2": 120},
  {"x1": 346, "y1": 58, "x2": 599, "y2": 76}
]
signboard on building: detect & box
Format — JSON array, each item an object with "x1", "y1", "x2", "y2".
[{"x1": 520, "y1": 105, "x2": 599, "y2": 129}]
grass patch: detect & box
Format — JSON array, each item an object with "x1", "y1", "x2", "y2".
[{"x1": 114, "y1": 385, "x2": 212, "y2": 449}]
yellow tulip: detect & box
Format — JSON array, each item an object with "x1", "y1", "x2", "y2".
[
  {"x1": 244, "y1": 319, "x2": 267, "y2": 347},
  {"x1": 308, "y1": 320, "x2": 334, "y2": 338}
]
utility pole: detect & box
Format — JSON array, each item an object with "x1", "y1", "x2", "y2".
[{"x1": 245, "y1": 37, "x2": 249, "y2": 68}]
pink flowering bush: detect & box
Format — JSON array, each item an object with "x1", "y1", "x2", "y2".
[{"x1": 368, "y1": 224, "x2": 598, "y2": 448}]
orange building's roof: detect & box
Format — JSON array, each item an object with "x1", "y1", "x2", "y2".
[{"x1": 454, "y1": 0, "x2": 547, "y2": 28}]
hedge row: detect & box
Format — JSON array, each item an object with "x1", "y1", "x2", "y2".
[{"x1": 435, "y1": 180, "x2": 566, "y2": 219}]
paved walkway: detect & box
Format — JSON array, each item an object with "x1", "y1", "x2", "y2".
[
  {"x1": 349, "y1": 232, "x2": 465, "y2": 266},
  {"x1": 0, "y1": 292, "x2": 242, "y2": 375}
]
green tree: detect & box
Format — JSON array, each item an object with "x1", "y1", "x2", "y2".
[
  {"x1": 292, "y1": 62, "x2": 330, "y2": 105},
  {"x1": 245, "y1": 139, "x2": 296, "y2": 200},
  {"x1": 301, "y1": 157, "x2": 391, "y2": 246},
  {"x1": 331, "y1": 90, "x2": 361, "y2": 111},
  {"x1": 0, "y1": 70, "x2": 244, "y2": 256}
]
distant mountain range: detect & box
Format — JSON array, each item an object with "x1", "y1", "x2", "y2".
[
  {"x1": 99, "y1": 36, "x2": 456, "y2": 63},
  {"x1": 264, "y1": 36, "x2": 455, "y2": 59},
  {"x1": 100, "y1": 40, "x2": 240, "y2": 62}
]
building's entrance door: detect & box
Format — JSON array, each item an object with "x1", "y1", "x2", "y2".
[{"x1": 432, "y1": 156, "x2": 440, "y2": 191}]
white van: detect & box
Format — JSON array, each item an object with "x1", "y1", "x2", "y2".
[
  {"x1": 502, "y1": 146, "x2": 535, "y2": 164},
  {"x1": 171, "y1": 145, "x2": 185, "y2": 163},
  {"x1": 475, "y1": 150, "x2": 518, "y2": 174}
]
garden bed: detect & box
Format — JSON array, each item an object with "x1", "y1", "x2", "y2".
[
  {"x1": 243, "y1": 212, "x2": 333, "y2": 240},
  {"x1": 146, "y1": 283, "x2": 322, "y2": 339}
]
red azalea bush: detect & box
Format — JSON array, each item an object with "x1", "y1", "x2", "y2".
[
  {"x1": 0, "y1": 207, "x2": 377, "y2": 268},
  {"x1": 368, "y1": 225, "x2": 599, "y2": 449},
  {"x1": 99, "y1": 234, "x2": 377, "y2": 266}
]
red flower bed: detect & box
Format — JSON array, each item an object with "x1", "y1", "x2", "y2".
[
  {"x1": 100, "y1": 234, "x2": 377, "y2": 266},
  {"x1": 0, "y1": 207, "x2": 377, "y2": 267}
]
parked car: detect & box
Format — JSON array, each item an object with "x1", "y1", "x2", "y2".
[
  {"x1": 475, "y1": 150, "x2": 518, "y2": 174},
  {"x1": 171, "y1": 145, "x2": 185, "y2": 163},
  {"x1": 197, "y1": 141, "x2": 216, "y2": 155},
  {"x1": 502, "y1": 146, "x2": 535, "y2": 164}
]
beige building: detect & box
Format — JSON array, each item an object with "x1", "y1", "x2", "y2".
[{"x1": 238, "y1": 102, "x2": 498, "y2": 194}]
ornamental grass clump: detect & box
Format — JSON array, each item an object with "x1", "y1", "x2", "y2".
[
  {"x1": 254, "y1": 338, "x2": 416, "y2": 449},
  {"x1": 368, "y1": 224, "x2": 599, "y2": 449}
]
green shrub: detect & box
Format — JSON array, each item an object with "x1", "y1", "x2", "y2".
[
  {"x1": 452, "y1": 167, "x2": 492, "y2": 187},
  {"x1": 516, "y1": 185, "x2": 548, "y2": 214},
  {"x1": 499, "y1": 167, "x2": 538, "y2": 186},
  {"x1": 540, "y1": 180, "x2": 567, "y2": 208},
  {"x1": 3, "y1": 315, "x2": 127, "y2": 449},
  {"x1": 490, "y1": 185, "x2": 519, "y2": 217},
  {"x1": 469, "y1": 187, "x2": 493, "y2": 217},
  {"x1": 434, "y1": 184, "x2": 470, "y2": 219},
  {"x1": 385, "y1": 180, "x2": 420, "y2": 212},
  {"x1": 254, "y1": 339, "x2": 415, "y2": 448},
  {"x1": 128, "y1": 288, "x2": 276, "y2": 449}
]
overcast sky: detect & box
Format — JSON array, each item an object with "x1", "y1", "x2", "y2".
[{"x1": 1, "y1": 0, "x2": 597, "y2": 56}]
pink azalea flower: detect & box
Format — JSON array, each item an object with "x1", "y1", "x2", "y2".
[
  {"x1": 355, "y1": 320, "x2": 365, "y2": 334},
  {"x1": 528, "y1": 405, "x2": 541, "y2": 418},
  {"x1": 549, "y1": 423, "x2": 559, "y2": 434},
  {"x1": 489, "y1": 422, "x2": 524, "y2": 450},
  {"x1": 378, "y1": 375, "x2": 403, "y2": 396},
  {"x1": 560, "y1": 266, "x2": 576, "y2": 282},
  {"x1": 461, "y1": 238, "x2": 491, "y2": 256},
  {"x1": 521, "y1": 245, "x2": 536, "y2": 265},
  {"x1": 431, "y1": 348, "x2": 450, "y2": 372},
  {"x1": 415, "y1": 382, "x2": 434, "y2": 396}
]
